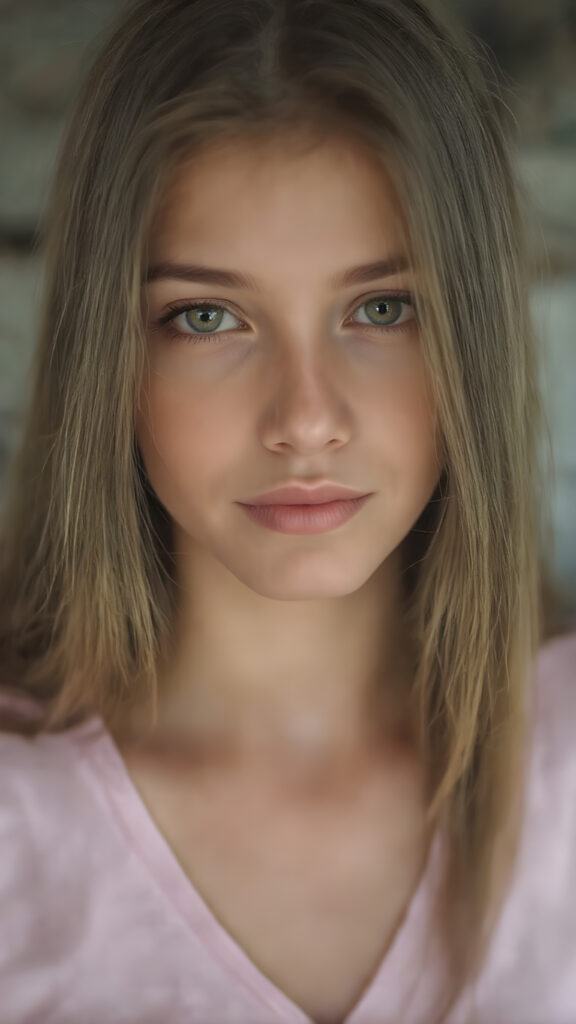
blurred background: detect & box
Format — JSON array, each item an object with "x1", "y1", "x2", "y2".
[{"x1": 0, "y1": 0, "x2": 575, "y2": 630}]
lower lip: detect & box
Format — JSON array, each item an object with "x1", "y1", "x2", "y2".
[{"x1": 238, "y1": 495, "x2": 372, "y2": 534}]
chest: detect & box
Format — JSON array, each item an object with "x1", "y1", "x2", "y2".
[{"x1": 122, "y1": 748, "x2": 430, "y2": 1024}]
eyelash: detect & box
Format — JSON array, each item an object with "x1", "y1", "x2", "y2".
[{"x1": 152, "y1": 291, "x2": 416, "y2": 345}]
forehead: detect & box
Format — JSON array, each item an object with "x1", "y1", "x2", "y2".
[{"x1": 150, "y1": 132, "x2": 408, "y2": 258}]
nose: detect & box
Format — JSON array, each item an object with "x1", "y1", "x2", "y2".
[{"x1": 260, "y1": 344, "x2": 352, "y2": 455}]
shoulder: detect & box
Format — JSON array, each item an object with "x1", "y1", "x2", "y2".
[
  {"x1": 0, "y1": 689, "x2": 77, "y2": 778},
  {"x1": 456, "y1": 634, "x2": 576, "y2": 1016},
  {"x1": 534, "y1": 628, "x2": 576, "y2": 695},
  {"x1": 0, "y1": 691, "x2": 112, "y2": 939},
  {"x1": 0, "y1": 690, "x2": 101, "y2": 866},
  {"x1": 530, "y1": 629, "x2": 576, "y2": 761},
  {"x1": 519, "y1": 630, "x2": 576, "y2": 881}
]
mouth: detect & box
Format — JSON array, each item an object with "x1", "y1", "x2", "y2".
[
  {"x1": 237, "y1": 493, "x2": 372, "y2": 534},
  {"x1": 244, "y1": 484, "x2": 370, "y2": 506}
]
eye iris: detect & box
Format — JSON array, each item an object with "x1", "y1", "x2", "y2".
[
  {"x1": 367, "y1": 298, "x2": 401, "y2": 325},
  {"x1": 177, "y1": 299, "x2": 403, "y2": 335},
  {"x1": 184, "y1": 306, "x2": 224, "y2": 332}
]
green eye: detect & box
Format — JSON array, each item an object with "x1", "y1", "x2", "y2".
[
  {"x1": 349, "y1": 293, "x2": 416, "y2": 333},
  {"x1": 363, "y1": 297, "x2": 405, "y2": 326},
  {"x1": 154, "y1": 290, "x2": 416, "y2": 344},
  {"x1": 182, "y1": 304, "x2": 238, "y2": 334}
]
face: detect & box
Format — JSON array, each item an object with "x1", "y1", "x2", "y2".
[{"x1": 138, "y1": 132, "x2": 442, "y2": 602}]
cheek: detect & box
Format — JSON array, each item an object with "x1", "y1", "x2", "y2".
[
  {"x1": 377, "y1": 376, "x2": 441, "y2": 512},
  {"x1": 136, "y1": 377, "x2": 241, "y2": 497},
  {"x1": 372, "y1": 358, "x2": 438, "y2": 460}
]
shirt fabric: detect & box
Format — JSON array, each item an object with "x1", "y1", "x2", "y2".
[{"x1": 0, "y1": 631, "x2": 575, "y2": 1024}]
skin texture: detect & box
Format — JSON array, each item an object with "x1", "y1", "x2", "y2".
[
  {"x1": 119, "y1": 132, "x2": 442, "y2": 1022},
  {"x1": 134, "y1": 131, "x2": 442, "y2": 767}
]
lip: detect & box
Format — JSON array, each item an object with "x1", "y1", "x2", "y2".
[
  {"x1": 238, "y1": 494, "x2": 371, "y2": 534},
  {"x1": 241, "y1": 483, "x2": 370, "y2": 506}
]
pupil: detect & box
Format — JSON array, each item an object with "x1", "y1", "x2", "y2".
[{"x1": 185, "y1": 307, "x2": 220, "y2": 330}]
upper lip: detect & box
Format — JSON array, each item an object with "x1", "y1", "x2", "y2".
[{"x1": 242, "y1": 483, "x2": 370, "y2": 506}]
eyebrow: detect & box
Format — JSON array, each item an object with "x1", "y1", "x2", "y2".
[{"x1": 145, "y1": 254, "x2": 412, "y2": 290}]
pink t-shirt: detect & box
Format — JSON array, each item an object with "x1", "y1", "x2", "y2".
[{"x1": 1, "y1": 631, "x2": 575, "y2": 1024}]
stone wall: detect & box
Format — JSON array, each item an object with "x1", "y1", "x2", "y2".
[{"x1": 1, "y1": 0, "x2": 575, "y2": 627}]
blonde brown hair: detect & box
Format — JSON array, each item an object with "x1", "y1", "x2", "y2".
[{"x1": 0, "y1": 0, "x2": 565, "y2": 1015}]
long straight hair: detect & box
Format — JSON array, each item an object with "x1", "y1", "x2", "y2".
[{"x1": 0, "y1": 0, "x2": 562, "y2": 1015}]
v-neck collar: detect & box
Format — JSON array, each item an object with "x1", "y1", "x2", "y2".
[{"x1": 70, "y1": 713, "x2": 446, "y2": 1024}]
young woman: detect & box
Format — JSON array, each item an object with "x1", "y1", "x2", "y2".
[{"x1": 0, "y1": 0, "x2": 573, "y2": 1021}]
